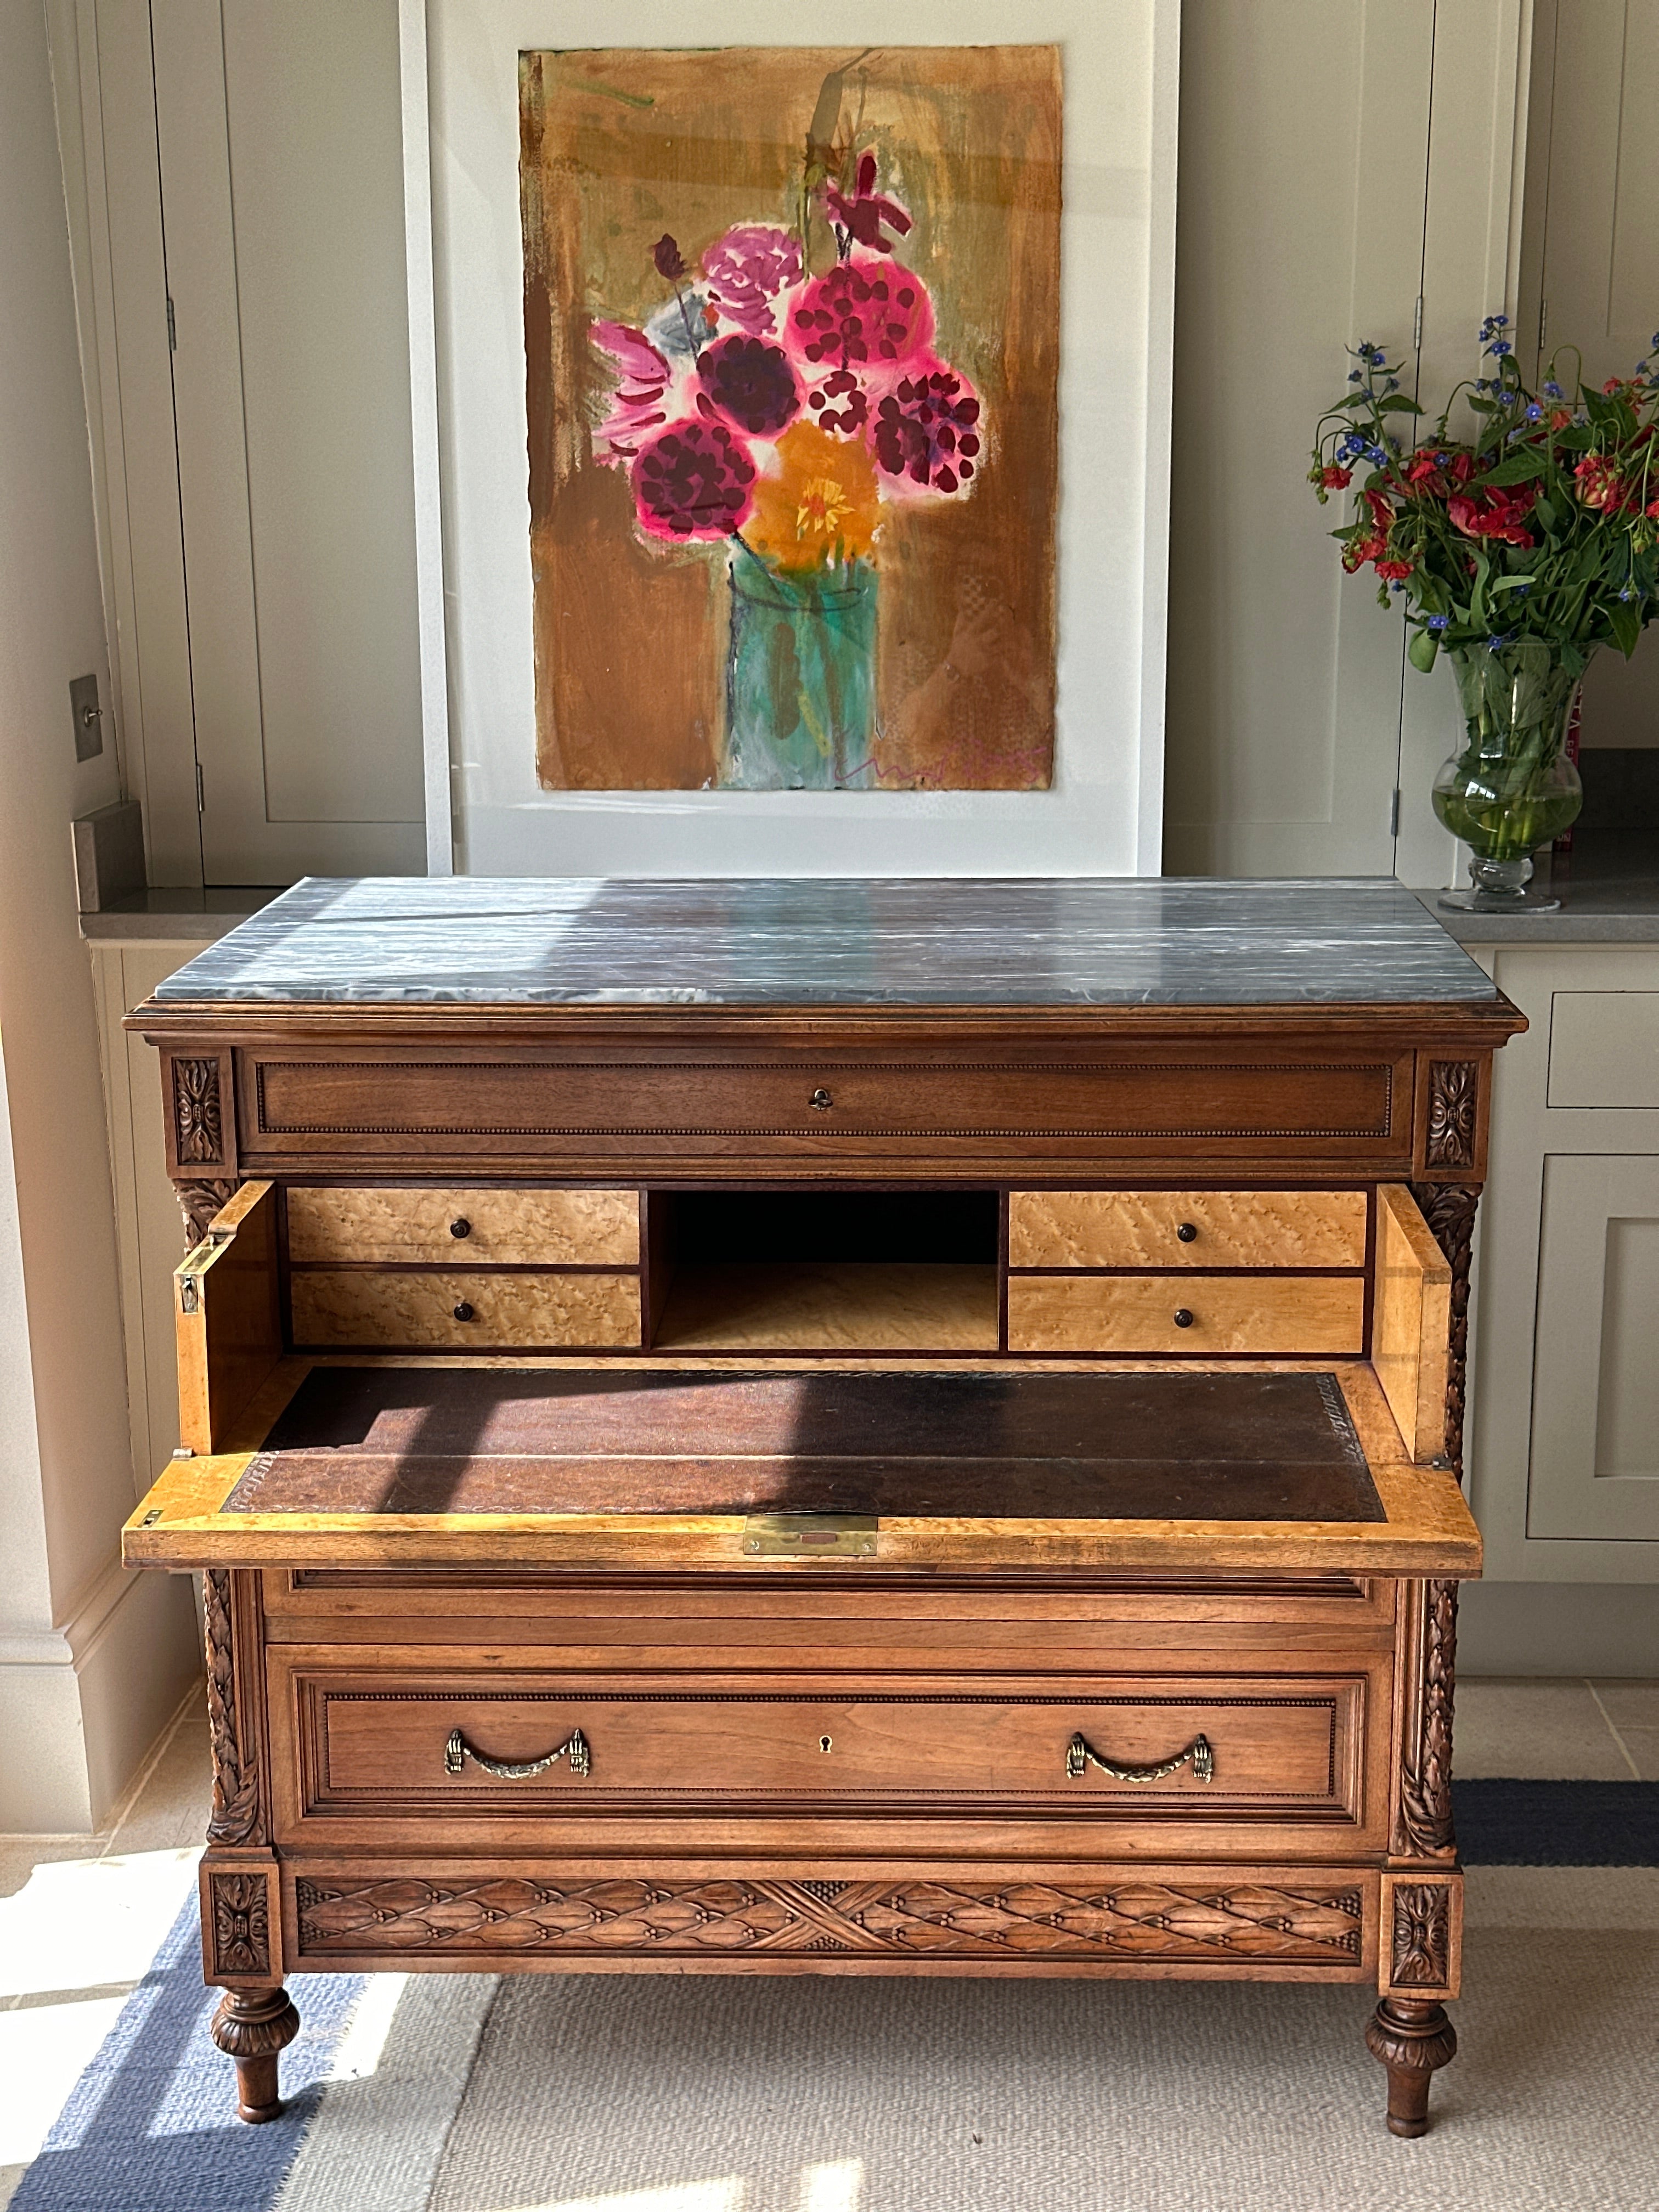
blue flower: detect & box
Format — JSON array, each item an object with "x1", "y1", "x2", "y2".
[
  {"x1": 1493, "y1": 314, "x2": 1509, "y2": 326},
  {"x1": 1427, "y1": 614, "x2": 1449, "y2": 631},
  {"x1": 1526, "y1": 403, "x2": 1544, "y2": 421},
  {"x1": 1390, "y1": 580, "x2": 1407, "y2": 592},
  {"x1": 1621, "y1": 586, "x2": 1636, "y2": 602},
  {"x1": 1348, "y1": 368, "x2": 1362, "y2": 382},
  {"x1": 1491, "y1": 340, "x2": 1513, "y2": 356},
  {"x1": 1486, "y1": 634, "x2": 1511, "y2": 651},
  {"x1": 1651, "y1": 332, "x2": 1659, "y2": 349},
  {"x1": 1544, "y1": 380, "x2": 1564, "y2": 398}
]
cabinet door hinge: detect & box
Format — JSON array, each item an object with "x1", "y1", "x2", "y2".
[
  {"x1": 195, "y1": 761, "x2": 205, "y2": 815},
  {"x1": 1389, "y1": 787, "x2": 1401, "y2": 838},
  {"x1": 1413, "y1": 295, "x2": 1424, "y2": 351},
  {"x1": 1538, "y1": 296, "x2": 1548, "y2": 356},
  {"x1": 166, "y1": 294, "x2": 177, "y2": 352}
]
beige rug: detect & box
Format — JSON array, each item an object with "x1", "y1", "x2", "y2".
[{"x1": 424, "y1": 1928, "x2": 1654, "y2": 2211}]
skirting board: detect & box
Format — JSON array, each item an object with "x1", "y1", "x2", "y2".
[
  {"x1": 0, "y1": 1565, "x2": 199, "y2": 1831},
  {"x1": 1459, "y1": 1582, "x2": 1659, "y2": 1679}
]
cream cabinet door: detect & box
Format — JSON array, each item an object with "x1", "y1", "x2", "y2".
[{"x1": 1528, "y1": 1154, "x2": 1659, "y2": 1542}]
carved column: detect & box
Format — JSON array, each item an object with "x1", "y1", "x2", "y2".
[{"x1": 200, "y1": 1568, "x2": 296, "y2": 2120}]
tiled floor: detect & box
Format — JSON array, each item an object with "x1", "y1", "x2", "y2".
[{"x1": 1457, "y1": 1678, "x2": 1659, "y2": 1780}]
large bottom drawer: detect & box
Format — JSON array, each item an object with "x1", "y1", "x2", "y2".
[
  {"x1": 283, "y1": 1859, "x2": 1381, "y2": 1977},
  {"x1": 270, "y1": 1658, "x2": 1381, "y2": 1849}
]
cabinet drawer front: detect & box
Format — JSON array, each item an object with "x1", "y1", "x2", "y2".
[
  {"x1": 1008, "y1": 1190, "x2": 1367, "y2": 1269},
  {"x1": 286, "y1": 1186, "x2": 639, "y2": 1266},
  {"x1": 300, "y1": 1674, "x2": 1362, "y2": 1819},
  {"x1": 1006, "y1": 1273, "x2": 1365, "y2": 1355},
  {"x1": 246, "y1": 1054, "x2": 1400, "y2": 1150},
  {"x1": 290, "y1": 1269, "x2": 642, "y2": 1348}
]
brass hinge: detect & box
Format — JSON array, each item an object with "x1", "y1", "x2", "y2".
[{"x1": 742, "y1": 1513, "x2": 878, "y2": 1558}]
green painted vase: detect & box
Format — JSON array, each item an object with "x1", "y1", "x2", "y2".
[{"x1": 722, "y1": 553, "x2": 877, "y2": 789}]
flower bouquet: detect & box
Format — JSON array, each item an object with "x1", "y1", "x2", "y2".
[
  {"x1": 589, "y1": 153, "x2": 983, "y2": 789},
  {"x1": 1310, "y1": 318, "x2": 1659, "y2": 906}
]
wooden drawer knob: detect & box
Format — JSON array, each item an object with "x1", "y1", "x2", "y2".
[
  {"x1": 452, "y1": 1301, "x2": 476, "y2": 1322},
  {"x1": 449, "y1": 1217, "x2": 471, "y2": 1239},
  {"x1": 1172, "y1": 1308, "x2": 1194, "y2": 1329}
]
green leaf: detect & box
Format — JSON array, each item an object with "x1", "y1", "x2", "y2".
[
  {"x1": 1489, "y1": 575, "x2": 1538, "y2": 595},
  {"x1": 1609, "y1": 597, "x2": 1643, "y2": 657},
  {"x1": 1478, "y1": 453, "x2": 1548, "y2": 487},
  {"x1": 1407, "y1": 629, "x2": 1440, "y2": 674},
  {"x1": 1534, "y1": 494, "x2": 1560, "y2": 529},
  {"x1": 1378, "y1": 394, "x2": 1425, "y2": 414}
]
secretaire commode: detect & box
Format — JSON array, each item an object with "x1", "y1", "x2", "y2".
[{"x1": 122, "y1": 876, "x2": 1523, "y2": 2137}]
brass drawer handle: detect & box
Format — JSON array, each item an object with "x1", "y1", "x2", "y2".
[
  {"x1": 1066, "y1": 1730, "x2": 1215, "y2": 1785},
  {"x1": 445, "y1": 1726, "x2": 590, "y2": 1780},
  {"x1": 809, "y1": 1087, "x2": 833, "y2": 1112}
]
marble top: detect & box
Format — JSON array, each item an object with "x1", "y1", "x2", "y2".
[{"x1": 150, "y1": 876, "x2": 1500, "y2": 1008}]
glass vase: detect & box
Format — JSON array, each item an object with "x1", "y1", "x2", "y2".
[
  {"x1": 721, "y1": 552, "x2": 877, "y2": 790},
  {"x1": 1432, "y1": 640, "x2": 1587, "y2": 912}
]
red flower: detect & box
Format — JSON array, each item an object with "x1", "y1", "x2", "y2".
[
  {"x1": 1342, "y1": 532, "x2": 1387, "y2": 573},
  {"x1": 1319, "y1": 464, "x2": 1352, "y2": 490},
  {"x1": 1375, "y1": 558, "x2": 1413, "y2": 581},
  {"x1": 871, "y1": 358, "x2": 981, "y2": 495},
  {"x1": 1448, "y1": 482, "x2": 1537, "y2": 546},
  {"x1": 1405, "y1": 453, "x2": 1449, "y2": 497},
  {"x1": 1449, "y1": 452, "x2": 1476, "y2": 485},
  {"x1": 786, "y1": 255, "x2": 934, "y2": 375},
  {"x1": 696, "y1": 334, "x2": 800, "y2": 437},
  {"x1": 1648, "y1": 496, "x2": 1659, "y2": 521},
  {"x1": 1549, "y1": 408, "x2": 1572, "y2": 431},
  {"x1": 1363, "y1": 489, "x2": 1395, "y2": 531},
  {"x1": 1575, "y1": 454, "x2": 1635, "y2": 513}
]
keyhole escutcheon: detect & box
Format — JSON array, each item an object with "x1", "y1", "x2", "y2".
[{"x1": 819, "y1": 1734, "x2": 833, "y2": 1753}]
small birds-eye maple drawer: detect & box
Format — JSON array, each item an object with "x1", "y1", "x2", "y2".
[
  {"x1": 285, "y1": 1185, "x2": 640, "y2": 1266},
  {"x1": 1006, "y1": 1273, "x2": 1366, "y2": 1356},
  {"x1": 289, "y1": 1268, "x2": 642, "y2": 1350},
  {"x1": 1008, "y1": 1190, "x2": 1368, "y2": 1270}
]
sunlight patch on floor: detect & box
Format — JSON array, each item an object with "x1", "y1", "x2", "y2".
[{"x1": 492, "y1": 2180, "x2": 747, "y2": 2212}]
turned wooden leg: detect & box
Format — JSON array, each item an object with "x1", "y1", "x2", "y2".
[
  {"x1": 1365, "y1": 1996, "x2": 1458, "y2": 2137},
  {"x1": 210, "y1": 1985, "x2": 300, "y2": 2123}
]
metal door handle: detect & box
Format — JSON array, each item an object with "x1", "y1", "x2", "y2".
[
  {"x1": 445, "y1": 1726, "x2": 590, "y2": 1779},
  {"x1": 809, "y1": 1087, "x2": 833, "y2": 1111},
  {"x1": 1066, "y1": 1730, "x2": 1214, "y2": 1784}
]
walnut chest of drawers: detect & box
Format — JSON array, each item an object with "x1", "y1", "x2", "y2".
[{"x1": 123, "y1": 876, "x2": 1521, "y2": 2137}]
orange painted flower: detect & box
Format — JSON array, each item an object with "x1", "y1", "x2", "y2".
[{"x1": 744, "y1": 421, "x2": 881, "y2": 572}]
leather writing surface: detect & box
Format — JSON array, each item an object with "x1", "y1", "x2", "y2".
[{"x1": 223, "y1": 1368, "x2": 1384, "y2": 1523}]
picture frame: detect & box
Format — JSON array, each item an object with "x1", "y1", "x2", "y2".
[{"x1": 404, "y1": 0, "x2": 1178, "y2": 877}]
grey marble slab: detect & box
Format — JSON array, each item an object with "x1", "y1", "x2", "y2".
[
  {"x1": 150, "y1": 875, "x2": 1500, "y2": 1007},
  {"x1": 150, "y1": 877, "x2": 1499, "y2": 1008}
]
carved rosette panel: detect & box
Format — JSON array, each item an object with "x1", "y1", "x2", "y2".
[
  {"x1": 296, "y1": 1876, "x2": 1367, "y2": 1964},
  {"x1": 1424, "y1": 1060, "x2": 1478, "y2": 1170},
  {"x1": 203, "y1": 1568, "x2": 262, "y2": 1847},
  {"x1": 1397, "y1": 1577, "x2": 1458, "y2": 1859},
  {"x1": 1409, "y1": 1180, "x2": 1479, "y2": 1477},
  {"x1": 177, "y1": 1177, "x2": 238, "y2": 1252},
  {"x1": 208, "y1": 1871, "x2": 272, "y2": 1979},
  {"x1": 1389, "y1": 1882, "x2": 1452, "y2": 1990},
  {"x1": 172, "y1": 1056, "x2": 223, "y2": 1166}
]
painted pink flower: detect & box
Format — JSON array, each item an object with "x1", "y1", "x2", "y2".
[
  {"x1": 786, "y1": 255, "x2": 933, "y2": 379},
  {"x1": 870, "y1": 359, "x2": 981, "y2": 495},
  {"x1": 803, "y1": 366, "x2": 871, "y2": 437},
  {"x1": 589, "y1": 321, "x2": 671, "y2": 466},
  {"x1": 696, "y1": 334, "x2": 800, "y2": 438},
  {"x1": 702, "y1": 224, "x2": 804, "y2": 338},
  {"x1": 630, "y1": 417, "x2": 756, "y2": 540}
]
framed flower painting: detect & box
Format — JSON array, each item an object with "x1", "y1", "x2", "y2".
[
  {"x1": 416, "y1": 0, "x2": 1175, "y2": 877},
  {"x1": 518, "y1": 46, "x2": 1062, "y2": 792}
]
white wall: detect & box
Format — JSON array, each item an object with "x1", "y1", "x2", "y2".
[{"x1": 0, "y1": 0, "x2": 198, "y2": 1831}]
